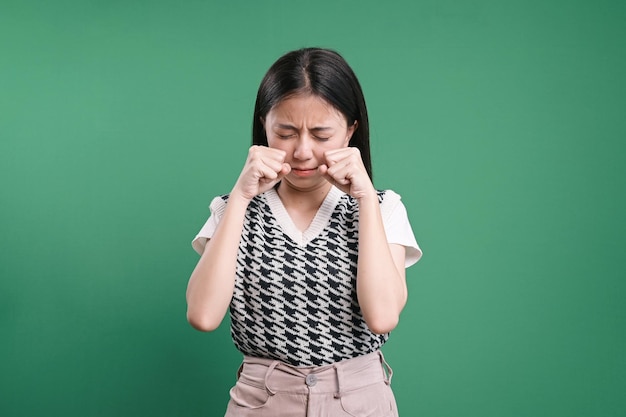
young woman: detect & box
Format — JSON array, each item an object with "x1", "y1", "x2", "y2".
[{"x1": 187, "y1": 47, "x2": 422, "y2": 417}]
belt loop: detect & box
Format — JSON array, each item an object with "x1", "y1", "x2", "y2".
[
  {"x1": 333, "y1": 364, "x2": 343, "y2": 399},
  {"x1": 378, "y1": 351, "x2": 393, "y2": 385},
  {"x1": 264, "y1": 361, "x2": 280, "y2": 396}
]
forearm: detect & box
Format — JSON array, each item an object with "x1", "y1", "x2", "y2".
[
  {"x1": 356, "y1": 194, "x2": 407, "y2": 334},
  {"x1": 186, "y1": 194, "x2": 249, "y2": 331}
]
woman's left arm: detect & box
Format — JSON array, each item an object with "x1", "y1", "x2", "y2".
[
  {"x1": 355, "y1": 195, "x2": 407, "y2": 334},
  {"x1": 320, "y1": 148, "x2": 407, "y2": 334}
]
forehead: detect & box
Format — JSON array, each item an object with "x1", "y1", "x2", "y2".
[{"x1": 267, "y1": 94, "x2": 346, "y2": 125}]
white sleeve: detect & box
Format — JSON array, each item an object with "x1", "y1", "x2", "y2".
[
  {"x1": 379, "y1": 190, "x2": 423, "y2": 268},
  {"x1": 191, "y1": 196, "x2": 227, "y2": 255}
]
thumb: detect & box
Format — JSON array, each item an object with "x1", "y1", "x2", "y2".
[
  {"x1": 276, "y1": 163, "x2": 291, "y2": 181},
  {"x1": 318, "y1": 164, "x2": 340, "y2": 188}
]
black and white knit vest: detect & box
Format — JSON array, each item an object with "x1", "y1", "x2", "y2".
[{"x1": 212, "y1": 186, "x2": 399, "y2": 367}]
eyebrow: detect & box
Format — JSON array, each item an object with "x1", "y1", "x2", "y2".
[{"x1": 276, "y1": 123, "x2": 334, "y2": 132}]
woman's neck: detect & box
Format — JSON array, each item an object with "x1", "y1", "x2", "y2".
[
  {"x1": 276, "y1": 180, "x2": 331, "y2": 209},
  {"x1": 276, "y1": 181, "x2": 332, "y2": 231}
]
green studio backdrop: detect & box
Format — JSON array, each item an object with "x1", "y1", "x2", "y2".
[{"x1": 1, "y1": 0, "x2": 625, "y2": 416}]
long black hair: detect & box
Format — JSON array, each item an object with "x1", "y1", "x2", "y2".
[{"x1": 252, "y1": 48, "x2": 372, "y2": 179}]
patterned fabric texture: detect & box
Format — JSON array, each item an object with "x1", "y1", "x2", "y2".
[{"x1": 217, "y1": 190, "x2": 390, "y2": 367}]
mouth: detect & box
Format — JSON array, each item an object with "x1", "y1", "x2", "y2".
[{"x1": 291, "y1": 167, "x2": 318, "y2": 177}]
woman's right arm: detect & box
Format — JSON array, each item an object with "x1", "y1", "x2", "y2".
[
  {"x1": 185, "y1": 146, "x2": 289, "y2": 331},
  {"x1": 186, "y1": 193, "x2": 250, "y2": 331}
]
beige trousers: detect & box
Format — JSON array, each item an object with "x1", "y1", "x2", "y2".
[{"x1": 224, "y1": 350, "x2": 399, "y2": 417}]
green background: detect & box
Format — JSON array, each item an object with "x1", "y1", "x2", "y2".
[{"x1": 1, "y1": 0, "x2": 625, "y2": 416}]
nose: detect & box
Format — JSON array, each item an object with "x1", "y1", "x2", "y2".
[{"x1": 293, "y1": 137, "x2": 313, "y2": 161}]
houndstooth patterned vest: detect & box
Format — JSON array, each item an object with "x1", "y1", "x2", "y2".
[{"x1": 218, "y1": 186, "x2": 395, "y2": 367}]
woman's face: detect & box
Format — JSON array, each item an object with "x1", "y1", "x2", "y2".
[{"x1": 264, "y1": 94, "x2": 355, "y2": 192}]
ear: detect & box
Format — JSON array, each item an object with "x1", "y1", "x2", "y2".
[{"x1": 345, "y1": 121, "x2": 358, "y2": 145}]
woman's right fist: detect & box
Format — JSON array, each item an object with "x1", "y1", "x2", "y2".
[{"x1": 231, "y1": 146, "x2": 291, "y2": 200}]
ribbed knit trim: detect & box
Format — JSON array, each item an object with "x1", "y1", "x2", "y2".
[
  {"x1": 378, "y1": 189, "x2": 400, "y2": 222},
  {"x1": 265, "y1": 186, "x2": 344, "y2": 246}
]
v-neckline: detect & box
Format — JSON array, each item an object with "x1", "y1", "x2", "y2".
[{"x1": 264, "y1": 186, "x2": 343, "y2": 246}]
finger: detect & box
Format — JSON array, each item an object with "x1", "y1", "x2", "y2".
[
  {"x1": 247, "y1": 148, "x2": 286, "y2": 175},
  {"x1": 324, "y1": 147, "x2": 358, "y2": 166},
  {"x1": 264, "y1": 147, "x2": 287, "y2": 162},
  {"x1": 258, "y1": 163, "x2": 291, "y2": 191},
  {"x1": 323, "y1": 166, "x2": 352, "y2": 188},
  {"x1": 321, "y1": 170, "x2": 351, "y2": 194},
  {"x1": 323, "y1": 149, "x2": 344, "y2": 166},
  {"x1": 249, "y1": 145, "x2": 286, "y2": 164},
  {"x1": 262, "y1": 160, "x2": 293, "y2": 181},
  {"x1": 254, "y1": 165, "x2": 279, "y2": 182},
  {"x1": 325, "y1": 159, "x2": 354, "y2": 184},
  {"x1": 259, "y1": 157, "x2": 286, "y2": 175},
  {"x1": 321, "y1": 170, "x2": 341, "y2": 188}
]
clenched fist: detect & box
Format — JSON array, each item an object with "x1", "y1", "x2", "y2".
[
  {"x1": 319, "y1": 147, "x2": 376, "y2": 201},
  {"x1": 231, "y1": 146, "x2": 291, "y2": 201}
]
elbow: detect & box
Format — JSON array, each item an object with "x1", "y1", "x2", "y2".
[
  {"x1": 365, "y1": 314, "x2": 400, "y2": 335},
  {"x1": 186, "y1": 309, "x2": 222, "y2": 332},
  {"x1": 361, "y1": 294, "x2": 406, "y2": 335}
]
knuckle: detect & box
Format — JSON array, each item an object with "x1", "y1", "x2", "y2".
[{"x1": 248, "y1": 146, "x2": 261, "y2": 158}]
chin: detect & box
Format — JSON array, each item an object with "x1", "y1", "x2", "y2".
[{"x1": 283, "y1": 176, "x2": 327, "y2": 191}]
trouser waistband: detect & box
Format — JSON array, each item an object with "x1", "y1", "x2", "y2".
[{"x1": 236, "y1": 351, "x2": 393, "y2": 399}]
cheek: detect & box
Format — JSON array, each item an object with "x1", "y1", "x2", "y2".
[
  {"x1": 266, "y1": 138, "x2": 289, "y2": 152},
  {"x1": 265, "y1": 134, "x2": 278, "y2": 147},
  {"x1": 328, "y1": 137, "x2": 351, "y2": 151}
]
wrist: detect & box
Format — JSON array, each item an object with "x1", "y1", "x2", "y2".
[
  {"x1": 355, "y1": 188, "x2": 379, "y2": 205},
  {"x1": 228, "y1": 189, "x2": 253, "y2": 207}
]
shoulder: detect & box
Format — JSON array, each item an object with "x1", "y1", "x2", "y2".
[
  {"x1": 375, "y1": 189, "x2": 404, "y2": 220},
  {"x1": 209, "y1": 192, "x2": 269, "y2": 217},
  {"x1": 333, "y1": 189, "x2": 404, "y2": 222},
  {"x1": 337, "y1": 188, "x2": 402, "y2": 209},
  {"x1": 208, "y1": 194, "x2": 229, "y2": 217},
  {"x1": 377, "y1": 189, "x2": 401, "y2": 204}
]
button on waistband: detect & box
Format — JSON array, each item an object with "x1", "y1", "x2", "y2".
[{"x1": 305, "y1": 374, "x2": 318, "y2": 387}]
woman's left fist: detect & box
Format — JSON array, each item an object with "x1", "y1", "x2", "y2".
[{"x1": 319, "y1": 148, "x2": 375, "y2": 200}]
